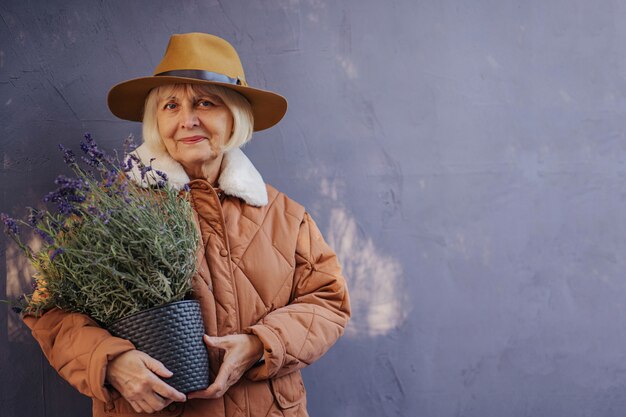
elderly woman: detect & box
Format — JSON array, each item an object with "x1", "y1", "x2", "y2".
[{"x1": 23, "y1": 33, "x2": 350, "y2": 416}]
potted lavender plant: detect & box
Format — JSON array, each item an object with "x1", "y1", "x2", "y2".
[{"x1": 2, "y1": 134, "x2": 208, "y2": 393}]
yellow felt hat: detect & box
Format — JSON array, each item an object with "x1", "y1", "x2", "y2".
[{"x1": 108, "y1": 33, "x2": 287, "y2": 131}]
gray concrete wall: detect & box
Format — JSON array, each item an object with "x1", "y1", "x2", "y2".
[{"x1": 2, "y1": 0, "x2": 626, "y2": 416}]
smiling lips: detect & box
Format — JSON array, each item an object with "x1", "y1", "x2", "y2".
[{"x1": 180, "y1": 135, "x2": 206, "y2": 144}]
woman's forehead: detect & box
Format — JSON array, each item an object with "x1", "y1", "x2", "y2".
[{"x1": 157, "y1": 84, "x2": 220, "y2": 101}]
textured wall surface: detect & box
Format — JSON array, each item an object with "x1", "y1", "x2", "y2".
[{"x1": 3, "y1": 0, "x2": 626, "y2": 416}]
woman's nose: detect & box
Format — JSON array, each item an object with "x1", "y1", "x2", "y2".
[{"x1": 179, "y1": 106, "x2": 199, "y2": 129}]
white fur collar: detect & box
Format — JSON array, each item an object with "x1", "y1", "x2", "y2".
[{"x1": 127, "y1": 143, "x2": 268, "y2": 207}]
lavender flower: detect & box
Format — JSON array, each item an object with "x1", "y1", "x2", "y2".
[
  {"x1": 103, "y1": 169, "x2": 117, "y2": 188},
  {"x1": 80, "y1": 133, "x2": 109, "y2": 168},
  {"x1": 58, "y1": 144, "x2": 76, "y2": 166},
  {"x1": 44, "y1": 175, "x2": 89, "y2": 214},
  {"x1": 123, "y1": 134, "x2": 137, "y2": 152},
  {"x1": 114, "y1": 181, "x2": 132, "y2": 204},
  {"x1": 183, "y1": 184, "x2": 191, "y2": 192},
  {"x1": 35, "y1": 228, "x2": 55, "y2": 245},
  {"x1": 123, "y1": 153, "x2": 142, "y2": 173},
  {"x1": 140, "y1": 165, "x2": 153, "y2": 180},
  {"x1": 123, "y1": 156, "x2": 135, "y2": 172},
  {"x1": 1, "y1": 213, "x2": 19, "y2": 235},
  {"x1": 154, "y1": 170, "x2": 168, "y2": 181},
  {"x1": 63, "y1": 201, "x2": 80, "y2": 215},
  {"x1": 49, "y1": 247, "x2": 65, "y2": 261},
  {"x1": 98, "y1": 209, "x2": 112, "y2": 224},
  {"x1": 27, "y1": 209, "x2": 44, "y2": 227},
  {"x1": 52, "y1": 175, "x2": 89, "y2": 193}
]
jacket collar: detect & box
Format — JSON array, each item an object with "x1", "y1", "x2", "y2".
[{"x1": 127, "y1": 143, "x2": 268, "y2": 207}]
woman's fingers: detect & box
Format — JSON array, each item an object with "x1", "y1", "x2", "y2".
[
  {"x1": 187, "y1": 339, "x2": 234, "y2": 400},
  {"x1": 129, "y1": 401, "x2": 142, "y2": 413},
  {"x1": 188, "y1": 334, "x2": 263, "y2": 400},
  {"x1": 136, "y1": 351, "x2": 186, "y2": 402},
  {"x1": 130, "y1": 400, "x2": 152, "y2": 414},
  {"x1": 137, "y1": 399, "x2": 157, "y2": 413},
  {"x1": 106, "y1": 349, "x2": 186, "y2": 408},
  {"x1": 141, "y1": 353, "x2": 173, "y2": 378},
  {"x1": 203, "y1": 334, "x2": 229, "y2": 349},
  {"x1": 140, "y1": 391, "x2": 171, "y2": 413},
  {"x1": 187, "y1": 360, "x2": 233, "y2": 399},
  {"x1": 153, "y1": 379, "x2": 186, "y2": 403}
]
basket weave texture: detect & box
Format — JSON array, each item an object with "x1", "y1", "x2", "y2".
[{"x1": 108, "y1": 300, "x2": 209, "y2": 393}]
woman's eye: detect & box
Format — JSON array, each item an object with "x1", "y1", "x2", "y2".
[
  {"x1": 197, "y1": 100, "x2": 214, "y2": 108},
  {"x1": 164, "y1": 102, "x2": 177, "y2": 110}
]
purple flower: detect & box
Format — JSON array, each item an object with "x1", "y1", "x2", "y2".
[
  {"x1": 123, "y1": 156, "x2": 135, "y2": 172},
  {"x1": 98, "y1": 209, "x2": 112, "y2": 224},
  {"x1": 183, "y1": 184, "x2": 191, "y2": 192},
  {"x1": 58, "y1": 144, "x2": 76, "y2": 166},
  {"x1": 1, "y1": 213, "x2": 19, "y2": 235},
  {"x1": 35, "y1": 228, "x2": 55, "y2": 245},
  {"x1": 53, "y1": 175, "x2": 88, "y2": 192},
  {"x1": 103, "y1": 169, "x2": 117, "y2": 188},
  {"x1": 114, "y1": 181, "x2": 132, "y2": 203},
  {"x1": 140, "y1": 165, "x2": 153, "y2": 180},
  {"x1": 80, "y1": 133, "x2": 109, "y2": 169},
  {"x1": 56, "y1": 200, "x2": 80, "y2": 216},
  {"x1": 44, "y1": 175, "x2": 89, "y2": 215},
  {"x1": 49, "y1": 247, "x2": 65, "y2": 261},
  {"x1": 154, "y1": 170, "x2": 168, "y2": 181},
  {"x1": 123, "y1": 134, "x2": 137, "y2": 152},
  {"x1": 87, "y1": 206, "x2": 111, "y2": 224},
  {"x1": 27, "y1": 209, "x2": 44, "y2": 227}
]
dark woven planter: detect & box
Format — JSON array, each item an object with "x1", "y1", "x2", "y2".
[{"x1": 108, "y1": 300, "x2": 209, "y2": 393}]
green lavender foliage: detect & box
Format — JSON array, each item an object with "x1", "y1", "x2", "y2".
[
  {"x1": 48, "y1": 185, "x2": 198, "y2": 326},
  {"x1": 2, "y1": 135, "x2": 200, "y2": 326}
]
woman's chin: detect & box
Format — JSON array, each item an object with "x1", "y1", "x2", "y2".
[{"x1": 178, "y1": 154, "x2": 221, "y2": 172}]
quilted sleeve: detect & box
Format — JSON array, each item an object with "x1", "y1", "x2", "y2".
[
  {"x1": 244, "y1": 211, "x2": 351, "y2": 380},
  {"x1": 23, "y1": 308, "x2": 135, "y2": 403}
]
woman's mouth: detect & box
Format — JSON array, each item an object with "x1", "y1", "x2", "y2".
[{"x1": 180, "y1": 136, "x2": 206, "y2": 144}]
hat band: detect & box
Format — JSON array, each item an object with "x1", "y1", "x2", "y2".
[{"x1": 155, "y1": 69, "x2": 242, "y2": 85}]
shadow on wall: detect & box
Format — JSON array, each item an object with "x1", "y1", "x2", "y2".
[
  {"x1": 318, "y1": 177, "x2": 409, "y2": 338},
  {"x1": 5, "y1": 234, "x2": 41, "y2": 343}
]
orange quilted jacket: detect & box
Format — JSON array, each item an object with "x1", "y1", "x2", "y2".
[{"x1": 23, "y1": 146, "x2": 350, "y2": 417}]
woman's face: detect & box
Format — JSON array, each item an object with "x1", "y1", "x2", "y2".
[{"x1": 156, "y1": 85, "x2": 233, "y2": 174}]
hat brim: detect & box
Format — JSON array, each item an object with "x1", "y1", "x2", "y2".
[{"x1": 107, "y1": 76, "x2": 288, "y2": 132}]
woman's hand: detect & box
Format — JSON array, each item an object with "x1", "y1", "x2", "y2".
[
  {"x1": 105, "y1": 349, "x2": 186, "y2": 413},
  {"x1": 187, "y1": 334, "x2": 263, "y2": 400}
]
